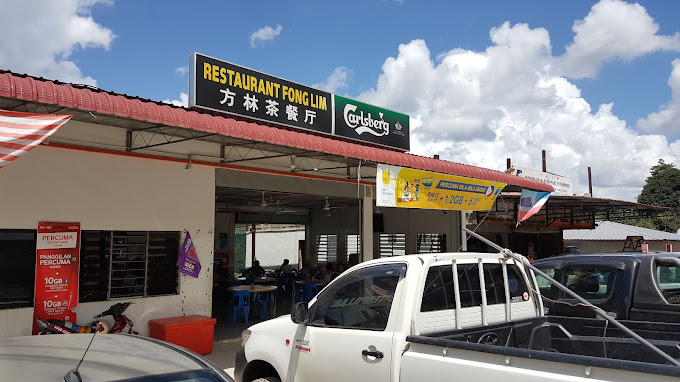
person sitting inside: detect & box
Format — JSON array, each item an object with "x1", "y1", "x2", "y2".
[
  {"x1": 245, "y1": 260, "x2": 266, "y2": 278},
  {"x1": 330, "y1": 263, "x2": 346, "y2": 281},
  {"x1": 299, "y1": 259, "x2": 312, "y2": 281},
  {"x1": 277, "y1": 259, "x2": 295, "y2": 296},
  {"x1": 279, "y1": 259, "x2": 293, "y2": 275}
]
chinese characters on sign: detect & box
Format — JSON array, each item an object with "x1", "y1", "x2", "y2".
[
  {"x1": 376, "y1": 164, "x2": 506, "y2": 211},
  {"x1": 177, "y1": 232, "x2": 201, "y2": 278},
  {"x1": 33, "y1": 222, "x2": 81, "y2": 335},
  {"x1": 190, "y1": 53, "x2": 332, "y2": 134}
]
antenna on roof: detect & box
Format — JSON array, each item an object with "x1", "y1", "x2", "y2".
[{"x1": 64, "y1": 322, "x2": 102, "y2": 382}]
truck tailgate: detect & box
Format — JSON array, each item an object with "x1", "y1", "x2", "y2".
[{"x1": 400, "y1": 338, "x2": 680, "y2": 382}]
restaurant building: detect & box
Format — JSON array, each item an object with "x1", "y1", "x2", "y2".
[{"x1": 0, "y1": 55, "x2": 551, "y2": 338}]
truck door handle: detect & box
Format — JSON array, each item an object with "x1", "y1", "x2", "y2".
[{"x1": 362, "y1": 349, "x2": 384, "y2": 359}]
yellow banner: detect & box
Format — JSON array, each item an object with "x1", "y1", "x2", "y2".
[{"x1": 376, "y1": 164, "x2": 506, "y2": 211}]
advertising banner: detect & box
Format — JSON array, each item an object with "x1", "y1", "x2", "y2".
[
  {"x1": 33, "y1": 222, "x2": 80, "y2": 335},
  {"x1": 506, "y1": 166, "x2": 572, "y2": 196},
  {"x1": 177, "y1": 232, "x2": 201, "y2": 278},
  {"x1": 376, "y1": 164, "x2": 506, "y2": 211},
  {"x1": 189, "y1": 53, "x2": 333, "y2": 134},
  {"x1": 333, "y1": 95, "x2": 410, "y2": 151},
  {"x1": 517, "y1": 189, "x2": 551, "y2": 225}
]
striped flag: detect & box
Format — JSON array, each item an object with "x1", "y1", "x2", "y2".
[
  {"x1": 517, "y1": 189, "x2": 551, "y2": 226},
  {"x1": 0, "y1": 110, "x2": 72, "y2": 169}
]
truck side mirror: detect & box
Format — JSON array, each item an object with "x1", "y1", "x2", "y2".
[{"x1": 291, "y1": 302, "x2": 309, "y2": 324}]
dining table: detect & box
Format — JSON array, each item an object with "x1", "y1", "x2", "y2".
[
  {"x1": 236, "y1": 276, "x2": 276, "y2": 284},
  {"x1": 295, "y1": 280, "x2": 327, "y2": 287},
  {"x1": 226, "y1": 284, "x2": 278, "y2": 319},
  {"x1": 226, "y1": 284, "x2": 277, "y2": 293}
]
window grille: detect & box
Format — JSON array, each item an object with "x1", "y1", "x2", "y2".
[
  {"x1": 417, "y1": 233, "x2": 446, "y2": 253},
  {"x1": 316, "y1": 234, "x2": 337, "y2": 264},
  {"x1": 379, "y1": 233, "x2": 406, "y2": 257}
]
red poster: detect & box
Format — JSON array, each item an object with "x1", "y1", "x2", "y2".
[{"x1": 33, "y1": 222, "x2": 80, "y2": 334}]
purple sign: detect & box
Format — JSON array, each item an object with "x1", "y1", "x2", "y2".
[{"x1": 176, "y1": 232, "x2": 201, "y2": 278}]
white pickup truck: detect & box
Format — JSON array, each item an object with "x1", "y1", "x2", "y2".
[{"x1": 234, "y1": 251, "x2": 680, "y2": 382}]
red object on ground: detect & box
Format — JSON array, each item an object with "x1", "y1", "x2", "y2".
[{"x1": 148, "y1": 315, "x2": 217, "y2": 355}]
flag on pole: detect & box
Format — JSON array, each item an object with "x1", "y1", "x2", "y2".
[
  {"x1": 517, "y1": 189, "x2": 551, "y2": 226},
  {"x1": 0, "y1": 109, "x2": 72, "y2": 170}
]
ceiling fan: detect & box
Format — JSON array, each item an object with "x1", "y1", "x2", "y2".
[{"x1": 274, "y1": 201, "x2": 299, "y2": 214}]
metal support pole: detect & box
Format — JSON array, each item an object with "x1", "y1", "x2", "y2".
[
  {"x1": 588, "y1": 167, "x2": 593, "y2": 196},
  {"x1": 542, "y1": 150, "x2": 547, "y2": 172},
  {"x1": 126, "y1": 130, "x2": 133, "y2": 152},
  {"x1": 251, "y1": 224, "x2": 256, "y2": 265}
]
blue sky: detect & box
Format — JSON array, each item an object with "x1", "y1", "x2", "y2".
[{"x1": 2, "y1": 0, "x2": 680, "y2": 201}]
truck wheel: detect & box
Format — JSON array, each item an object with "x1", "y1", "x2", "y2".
[{"x1": 252, "y1": 378, "x2": 281, "y2": 382}]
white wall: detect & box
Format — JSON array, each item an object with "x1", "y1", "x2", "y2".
[
  {"x1": 0, "y1": 144, "x2": 215, "y2": 337},
  {"x1": 245, "y1": 228, "x2": 305, "y2": 270}
]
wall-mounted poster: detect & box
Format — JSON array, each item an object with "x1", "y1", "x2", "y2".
[
  {"x1": 177, "y1": 232, "x2": 201, "y2": 278},
  {"x1": 33, "y1": 222, "x2": 80, "y2": 334}
]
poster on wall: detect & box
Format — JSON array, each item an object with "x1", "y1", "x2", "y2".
[
  {"x1": 214, "y1": 232, "x2": 229, "y2": 266},
  {"x1": 376, "y1": 164, "x2": 506, "y2": 211},
  {"x1": 33, "y1": 222, "x2": 81, "y2": 335},
  {"x1": 177, "y1": 232, "x2": 201, "y2": 278}
]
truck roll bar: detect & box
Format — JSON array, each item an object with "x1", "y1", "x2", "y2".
[{"x1": 461, "y1": 227, "x2": 680, "y2": 367}]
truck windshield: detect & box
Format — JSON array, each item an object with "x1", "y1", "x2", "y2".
[{"x1": 309, "y1": 263, "x2": 407, "y2": 331}]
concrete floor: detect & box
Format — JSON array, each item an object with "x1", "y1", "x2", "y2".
[
  {"x1": 205, "y1": 289, "x2": 296, "y2": 379},
  {"x1": 212, "y1": 293, "x2": 295, "y2": 342},
  {"x1": 207, "y1": 292, "x2": 295, "y2": 379},
  {"x1": 205, "y1": 339, "x2": 242, "y2": 378}
]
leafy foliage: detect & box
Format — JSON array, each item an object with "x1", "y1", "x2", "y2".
[{"x1": 635, "y1": 160, "x2": 680, "y2": 232}]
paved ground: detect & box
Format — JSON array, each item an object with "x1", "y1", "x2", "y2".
[
  {"x1": 205, "y1": 339, "x2": 242, "y2": 378},
  {"x1": 207, "y1": 291, "x2": 296, "y2": 379}
]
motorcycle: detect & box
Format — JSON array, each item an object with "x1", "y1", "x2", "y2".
[{"x1": 36, "y1": 302, "x2": 137, "y2": 335}]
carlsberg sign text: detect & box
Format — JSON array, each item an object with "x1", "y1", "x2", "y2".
[
  {"x1": 335, "y1": 95, "x2": 409, "y2": 151},
  {"x1": 344, "y1": 104, "x2": 389, "y2": 137}
]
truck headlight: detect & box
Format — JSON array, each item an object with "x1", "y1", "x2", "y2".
[{"x1": 241, "y1": 329, "x2": 251, "y2": 347}]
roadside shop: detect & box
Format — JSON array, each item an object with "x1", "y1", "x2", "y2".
[{"x1": 0, "y1": 53, "x2": 551, "y2": 338}]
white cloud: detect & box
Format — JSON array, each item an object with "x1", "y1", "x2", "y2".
[
  {"x1": 358, "y1": 15, "x2": 680, "y2": 202},
  {"x1": 637, "y1": 59, "x2": 680, "y2": 134},
  {"x1": 175, "y1": 66, "x2": 188, "y2": 75},
  {"x1": 250, "y1": 24, "x2": 282, "y2": 48},
  {"x1": 0, "y1": 0, "x2": 114, "y2": 86},
  {"x1": 313, "y1": 67, "x2": 351, "y2": 93},
  {"x1": 162, "y1": 92, "x2": 188, "y2": 108},
  {"x1": 557, "y1": 0, "x2": 680, "y2": 79}
]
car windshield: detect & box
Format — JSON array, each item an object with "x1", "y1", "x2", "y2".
[{"x1": 112, "y1": 370, "x2": 228, "y2": 382}]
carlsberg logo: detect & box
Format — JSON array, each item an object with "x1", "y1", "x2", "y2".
[{"x1": 344, "y1": 104, "x2": 389, "y2": 137}]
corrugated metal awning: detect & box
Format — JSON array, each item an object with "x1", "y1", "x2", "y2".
[{"x1": 0, "y1": 70, "x2": 553, "y2": 192}]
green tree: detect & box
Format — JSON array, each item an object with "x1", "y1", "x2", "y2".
[{"x1": 636, "y1": 159, "x2": 680, "y2": 232}]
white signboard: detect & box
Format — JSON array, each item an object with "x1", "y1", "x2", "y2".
[
  {"x1": 37, "y1": 231, "x2": 78, "y2": 249},
  {"x1": 507, "y1": 166, "x2": 573, "y2": 196}
]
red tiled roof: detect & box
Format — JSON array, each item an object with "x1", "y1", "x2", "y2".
[{"x1": 0, "y1": 71, "x2": 553, "y2": 192}]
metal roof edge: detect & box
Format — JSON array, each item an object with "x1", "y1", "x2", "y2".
[{"x1": 0, "y1": 70, "x2": 553, "y2": 192}]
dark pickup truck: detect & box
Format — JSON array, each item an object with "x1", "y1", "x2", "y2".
[{"x1": 533, "y1": 252, "x2": 680, "y2": 323}]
